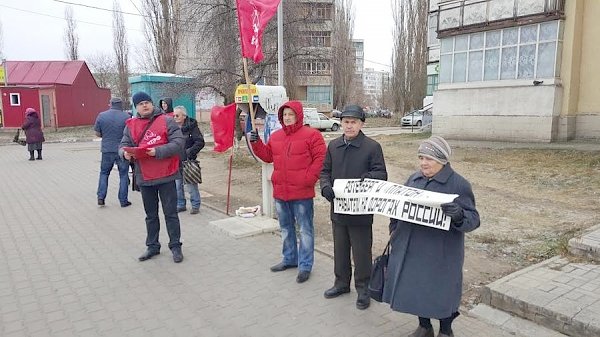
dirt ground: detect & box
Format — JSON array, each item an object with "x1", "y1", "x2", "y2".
[
  {"x1": 3, "y1": 120, "x2": 599, "y2": 307},
  {"x1": 196, "y1": 120, "x2": 600, "y2": 308}
]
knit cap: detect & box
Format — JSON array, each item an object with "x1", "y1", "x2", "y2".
[
  {"x1": 132, "y1": 92, "x2": 152, "y2": 106},
  {"x1": 418, "y1": 136, "x2": 452, "y2": 165}
]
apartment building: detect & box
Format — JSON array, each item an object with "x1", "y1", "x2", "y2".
[
  {"x1": 429, "y1": 0, "x2": 600, "y2": 142},
  {"x1": 363, "y1": 68, "x2": 390, "y2": 108}
]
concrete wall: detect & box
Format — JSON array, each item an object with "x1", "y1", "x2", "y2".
[{"x1": 433, "y1": 79, "x2": 562, "y2": 142}]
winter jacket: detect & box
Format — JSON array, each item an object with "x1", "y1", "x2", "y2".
[
  {"x1": 382, "y1": 163, "x2": 480, "y2": 319},
  {"x1": 320, "y1": 131, "x2": 387, "y2": 226},
  {"x1": 119, "y1": 107, "x2": 184, "y2": 186},
  {"x1": 21, "y1": 109, "x2": 45, "y2": 144},
  {"x1": 94, "y1": 106, "x2": 130, "y2": 153},
  {"x1": 251, "y1": 101, "x2": 326, "y2": 201},
  {"x1": 179, "y1": 117, "x2": 205, "y2": 161}
]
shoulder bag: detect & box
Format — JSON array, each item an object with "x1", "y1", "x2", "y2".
[
  {"x1": 182, "y1": 159, "x2": 202, "y2": 184},
  {"x1": 368, "y1": 230, "x2": 397, "y2": 302}
]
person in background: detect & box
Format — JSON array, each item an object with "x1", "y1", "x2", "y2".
[
  {"x1": 120, "y1": 92, "x2": 185, "y2": 263},
  {"x1": 21, "y1": 108, "x2": 45, "y2": 161},
  {"x1": 249, "y1": 101, "x2": 326, "y2": 284},
  {"x1": 383, "y1": 136, "x2": 480, "y2": 337},
  {"x1": 94, "y1": 97, "x2": 132, "y2": 207},
  {"x1": 159, "y1": 97, "x2": 174, "y2": 117},
  {"x1": 320, "y1": 104, "x2": 387, "y2": 310},
  {"x1": 173, "y1": 106, "x2": 204, "y2": 214}
]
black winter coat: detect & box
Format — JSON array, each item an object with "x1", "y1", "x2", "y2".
[
  {"x1": 180, "y1": 117, "x2": 205, "y2": 160},
  {"x1": 320, "y1": 131, "x2": 387, "y2": 226}
]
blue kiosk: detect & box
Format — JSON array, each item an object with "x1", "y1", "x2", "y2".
[{"x1": 128, "y1": 73, "x2": 196, "y2": 118}]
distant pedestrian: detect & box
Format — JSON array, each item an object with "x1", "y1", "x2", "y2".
[
  {"x1": 21, "y1": 108, "x2": 45, "y2": 161},
  {"x1": 120, "y1": 91, "x2": 185, "y2": 263},
  {"x1": 383, "y1": 136, "x2": 480, "y2": 337},
  {"x1": 159, "y1": 97, "x2": 174, "y2": 117},
  {"x1": 94, "y1": 97, "x2": 132, "y2": 207},
  {"x1": 173, "y1": 106, "x2": 205, "y2": 214},
  {"x1": 249, "y1": 101, "x2": 326, "y2": 283},
  {"x1": 320, "y1": 104, "x2": 387, "y2": 310}
]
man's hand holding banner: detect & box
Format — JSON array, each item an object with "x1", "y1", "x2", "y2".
[{"x1": 332, "y1": 179, "x2": 459, "y2": 231}]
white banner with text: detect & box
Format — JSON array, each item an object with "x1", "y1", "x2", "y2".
[{"x1": 332, "y1": 179, "x2": 459, "y2": 231}]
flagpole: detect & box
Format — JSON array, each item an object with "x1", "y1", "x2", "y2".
[{"x1": 242, "y1": 58, "x2": 257, "y2": 131}]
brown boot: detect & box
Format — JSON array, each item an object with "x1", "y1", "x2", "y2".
[{"x1": 408, "y1": 326, "x2": 434, "y2": 337}]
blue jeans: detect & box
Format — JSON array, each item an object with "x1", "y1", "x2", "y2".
[
  {"x1": 140, "y1": 181, "x2": 181, "y2": 251},
  {"x1": 97, "y1": 152, "x2": 130, "y2": 204},
  {"x1": 175, "y1": 178, "x2": 201, "y2": 209},
  {"x1": 274, "y1": 198, "x2": 315, "y2": 272}
]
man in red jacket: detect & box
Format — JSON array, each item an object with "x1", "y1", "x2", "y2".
[{"x1": 250, "y1": 101, "x2": 326, "y2": 283}]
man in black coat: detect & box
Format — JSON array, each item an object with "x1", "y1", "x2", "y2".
[{"x1": 319, "y1": 105, "x2": 387, "y2": 310}]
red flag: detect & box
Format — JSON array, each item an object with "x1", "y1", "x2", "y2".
[
  {"x1": 236, "y1": 0, "x2": 281, "y2": 63},
  {"x1": 210, "y1": 103, "x2": 237, "y2": 153}
]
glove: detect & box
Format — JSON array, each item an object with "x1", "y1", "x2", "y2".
[
  {"x1": 249, "y1": 129, "x2": 259, "y2": 143},
  {"x1": 360, "y1": 172, "x2": 371, "y2": 182},
  {"x1": 441, "y1": 202, "x2": 464, "y2": 223},
  {"x1": 322, "y1": 186, "x2": 335, "y2": 202}
]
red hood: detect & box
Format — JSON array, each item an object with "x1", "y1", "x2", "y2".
[{"x1": 277, "y1": 100, "x2": 304, "y2": 135}]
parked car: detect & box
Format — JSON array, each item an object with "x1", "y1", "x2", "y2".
[
  {"x1": 401, "y1": 110, "x2": 424, "y2": 127},
  {"x1": 304, "y1": 111, "x2": 340, "y2": 131},
  {"x1": 377, "y1": 109, "x2": 392, "y2": 118},
  {"x1": 331, "y1": 109, "x2": 342, "y2": 118}
]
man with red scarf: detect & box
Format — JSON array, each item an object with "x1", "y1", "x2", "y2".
[{"x1": 120, "y1": 92, "x2": 185, "y2": 263}]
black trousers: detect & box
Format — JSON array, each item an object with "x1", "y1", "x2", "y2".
[
  {"x1": 332, "y1": 221, "x2": 373, "y2": 291},
  {"x1": 140, "y1": 181, "x2": 181, "y2": 251}
]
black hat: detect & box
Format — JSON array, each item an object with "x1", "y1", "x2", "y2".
[
  {"x1": 132, "y1": 92, "x2": 153, "y2": 106},
  {"x1": 341, "y1": 105, "x2": 365, "y2": 122}
]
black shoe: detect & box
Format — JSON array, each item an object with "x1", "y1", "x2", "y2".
[
  {"x1": 270, "y1": 262, "x2": 297, "y2": 272},
  {"x1": 138, "y1": 249, "x2": 160, "y2": 261},
  {"x1": 171, "y1": 247, "x2": 183, "y2": 263},
  {"x1": 97, "y1": 199, "x2": 105, "y2": 206},
  {"x1": 356, "y1": 293, "x2": 371, "y2": 310},
  {"x1": 28, "y1": 158, "x2": 35, "y2": 161},
  {"x1": 177, "y1": 207, "x2": 187, "y2": 213},
  {"x1": 324, "y1": 286, "x2": 351, "y2": 299},
  {"x1": 36, "y1": 157, "x2": 42, "y2": 160},
  {"x1": 190, "y1": 208, "x2": 199, "y2": 214},
  {"x1": 121, "y1": 201, "x2": 132, "y2": 207},
  {"x1": 296, "y1": 271, "x2": 310, "y2": 283}
]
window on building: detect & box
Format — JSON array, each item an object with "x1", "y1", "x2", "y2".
[
  {"x1": 307, "y1": 86, "x2": 331, "y2": 103},
  {"x1": 426, "y1": 75, "x2": 439, "y2": 96},
  {"x1": 10, "y1": 93, "x2": 21, "y2": 106},
  {"x1": 439, "y1": 20, "x2": 561, "y2": 83},
  {"x1": 304, "y1": 3, "x2": 332, "y2": 20},
  {"x1": 303, "y1": 31, "x2": 331, "y2": 47},
  {"x1": 300, "y1": 60, "x2": 331, "y2": 75},
  {"x1": 428, "y1": 14, "x2": 439, "y2": 47}
]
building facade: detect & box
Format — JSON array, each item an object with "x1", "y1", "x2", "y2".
[
  {"x1": 430, "y1": 0, "x2": 600, "y2": 142},
  {"x1": 362, "y1": 68, "x2": 390, "y2": 108}
]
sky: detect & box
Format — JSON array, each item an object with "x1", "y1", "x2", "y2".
[{"x1": 0, "y1": 0, "x2": 394, "y2": 72}]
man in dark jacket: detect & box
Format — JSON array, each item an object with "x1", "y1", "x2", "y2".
[
  {"x1": 119, "y1": 92, "x2": 185, "y2": 263},
  {"x1": 320, "y1": 104, "x2": 387, "y2": 310},
  {"x1": 250, "y1": 101, "x2": 326, "y2": 283},
  {"x1": 173, "y1": 106, "x2": 205, "y2": 214},
  {"x1": 94, "y1": 97, "x2": 132, "y2": 207}
]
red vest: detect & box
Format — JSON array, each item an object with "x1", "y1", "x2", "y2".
[{"x1": 126, "y1": 115, "x2": 179, "y2": 181}]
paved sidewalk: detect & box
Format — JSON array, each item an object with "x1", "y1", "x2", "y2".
[{"x1": 1, "y1": 142, "x2": 517, "y2": 336}]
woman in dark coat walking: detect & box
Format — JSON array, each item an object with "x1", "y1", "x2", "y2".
[
  {"x1": 382, "y1": 136, "x2": 479, "y2": 337},
  {"x1": 21, "y1": 108, "x2": 45, "y2": 161}
]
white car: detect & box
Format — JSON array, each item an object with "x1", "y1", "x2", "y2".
[
  {"x1": 401, "y1": 110, "x2": 424, "y2": 127},
  {"x1": 305, "y1": 112, "x2": 340, "y2": 131}
]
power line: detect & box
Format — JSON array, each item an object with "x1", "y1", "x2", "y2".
[
  {"x1": 364, "y1": 58, "x2": 392, "y2": 69},
  {"x1": 52, "y1": 0, "x2": 145, "y2": 18},
  {"x1": 0, "y1": 4, "x2": 145, "y2": 32}
]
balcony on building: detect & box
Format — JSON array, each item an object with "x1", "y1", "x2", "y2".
[{"x1": 437, "y1": 0, "x2": 565, "y2": 37}]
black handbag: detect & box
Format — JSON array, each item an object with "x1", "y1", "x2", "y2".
[
  {"x1": 13, "y1": 129, "x2": 26, "y2": 146},
  {"x1": 368, "y1": 231, "x2": 396, "y2": 302},
  {"x1": 182, "y1": 159, "x2": 202, "y2": 184}
]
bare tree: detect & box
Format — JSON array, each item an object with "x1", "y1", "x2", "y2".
[
  {"x1": 86, "y1": 52, "x2": 116, "y2": 89},
  {"x1": 391, "y1": 0, "x2": 427, "y2": 115},
  {"x1": 141, "y1": 0, "x2": 181, "y2": 73},
  {"x1": 64, "y1": 6, "x2": 79, "y2": 60},
  {"x1": 331, "y1": 0, "x2": 356, "y2": 109},
  {"x1": 113, "y1": 0, "x2": 130, "y2": 108}
]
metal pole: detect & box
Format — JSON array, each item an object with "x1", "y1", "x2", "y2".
[
  {"x1": 260, "y1": 1, "x2": 284, "y2": 219},
  {"x1": 1, "y1": 59, "x2": 7, "y2": 86}
]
